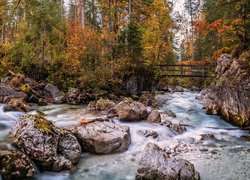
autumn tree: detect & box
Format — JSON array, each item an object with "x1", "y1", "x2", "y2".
[
  {"x1": 7, "y1": 0, "x2": 67, "y2": 82},
  {"x1": 184, "y1": 0, "x2": 201, "y2": 61}
]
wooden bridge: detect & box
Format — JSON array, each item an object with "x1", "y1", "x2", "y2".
[{"x1": 157, "y1": 64, "x2": 215, "y2": 79}]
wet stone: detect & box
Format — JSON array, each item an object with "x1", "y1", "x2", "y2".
[{"x1": 137, "y1": 130, "x2": 158, "y2": 139}]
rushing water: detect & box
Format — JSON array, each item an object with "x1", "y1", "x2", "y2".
[{"x1": 0, "y1": 92, "x2": 249, "y2": 180}]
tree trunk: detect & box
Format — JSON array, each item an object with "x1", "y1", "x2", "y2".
[{"x1": 77, "y1": 0, "x2": 85, "y2": 30}]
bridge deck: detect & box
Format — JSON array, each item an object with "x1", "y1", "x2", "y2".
[{"x1": 157, "y1": 64, "x2": 214, "y2": 79}]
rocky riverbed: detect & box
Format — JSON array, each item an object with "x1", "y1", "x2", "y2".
[{"x1": 0, "y1": 91, "x2": 249, "y2": 180}]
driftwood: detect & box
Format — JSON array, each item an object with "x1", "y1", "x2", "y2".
[
  {"x1": 8, "y1": 70, "x2": 16, "y2": 76},
  {"x1": 80, "y1": 118, "x2": 108, "y2": 125}
]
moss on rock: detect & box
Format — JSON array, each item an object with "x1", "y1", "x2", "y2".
[
  {"x1": 21, "y1": 114, "x2": 55, "y2": 135},
  {"x1": 0, "y1": 150, "x2": 36, "y2": 179}
]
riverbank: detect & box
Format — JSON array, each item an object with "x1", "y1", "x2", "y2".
[{"x1": 0, "y1": 91, "x2": 249, "y2": 180}]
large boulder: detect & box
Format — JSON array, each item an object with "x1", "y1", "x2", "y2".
[
  {"x1": 0, "y1": 85, "x2": 27, "y2": 103},
  {"x1": 110, "y1": 97, "x2": 149, "y2": 121},
  {"x1": 87, "y1": 98, "x2": 115, "y2": 112},
  {"x1": 68, "y1": 121, "x2": 131, "y2": 154},
  {"x1": 136, "y1": 143, "x2": 200, "y2": 180},
  {"x1": 3, "y1": 98, "x2": 31, "y2": 112},
  {"x1": 0, "y1": 150, "x2": 36, "y2": 180},
  {"x1": 202, "y1": 54, "x2": 250, "y2": 127},
  {"x1": 10, "y1": 114, "x2": 81, "y2": 171},
  {"x1": 44, "y1": 84, "x2": 65, "y2": 104}
]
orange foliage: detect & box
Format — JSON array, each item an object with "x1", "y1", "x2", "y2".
[
  {"x1": 212, "y1": 47, "x2": 231, "y2": 60},
  {"x1": 66, "y1": 21, "x2": 111, "y2": 74},
  {"x1": 178, "y1": 59, "x2": 210, "y2": 65}
]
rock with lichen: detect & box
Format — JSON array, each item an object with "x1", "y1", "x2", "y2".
[
  {"x1": 87, "y1": 98, "x2": 116, "y2": 112},
  {"x1": 0, "y1": 150, "x2": 36, "y2": 180},
  {"x1": 10, "y1": 114, "x2": 82, "y2": 171}
]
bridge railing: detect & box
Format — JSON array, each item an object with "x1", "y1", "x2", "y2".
[{"x1": 157, "y1": 64, "x2": 215, "y2": 78}]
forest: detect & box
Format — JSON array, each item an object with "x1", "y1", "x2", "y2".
[
  {"x1": 0, "y1": 0, "x2": 249, "y2": 180},
  {"x1": 0, "y1": 0, "x2": 248, "y2": 93}
]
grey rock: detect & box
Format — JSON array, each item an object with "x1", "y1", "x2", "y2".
[
  {"x1": 3, "y1": 98, "x2": 31, "y2": 112},
  {"x1": 139, "y1": 91, "x2": 157, "y2": 107},
  {"x1": 136, "y1": 143, "x2": 200, "y2": 180},
  {"x1": 65, "y1": 88, "x2": 81, "y2": 104},
  {"x1": 137, "y1": 130, "x2": 158, "y2": 139},
  {"x1": 202, "y1": 54, "x2": 250, "y2": 127},
  {"x1": 174, "y1": 86, "x2": 185, "y2": 92},
  {"x1": 87, "y1": 98, "x2": 115, "y2": 111},
  {"x1": 162, "y1": 109, "x2": 177, "y2": 118},
  {"x1": 110, "y1": 97, "x2": 148, "y2": 121},
  {"x1": 44, "y1": 84, "x2": 65, "y2": 104},
  {"x1": 161, "y1": 120, "x2": 187, "y2": 134},
  {"x1": 68, "y1": 121, "x2": 131, "y2": 154},
  {"x1": 147, "y1": 109, "x2": 161, "y2": 123},
  {"x1": 191, "y1": 86, "x2": 201, "y2": 92},
  {"x1": 199, "y1": 134, "x2": 216, "y2": 141},
  {"x1": 0, "y1": 85, "x2": 27, "y2": 103},
  {"x1": 10, "y1": 114, "x2": 81, "y2": 171}
]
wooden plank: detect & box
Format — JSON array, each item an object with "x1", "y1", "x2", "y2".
[
  {"x1": 163, "y1": 69, "x2": 209, "y2": 73},
  {"x1": 157, "y1": 64, "x2": 207, "y2": 67},
  {"x1": 159, "y1": 74, "x2": 211, "y2": 78}
]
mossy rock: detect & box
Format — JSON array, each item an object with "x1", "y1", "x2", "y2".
[
  {"x1": 87, "y1": 98, "x2": 115, "y2": 111},
  {"x1": 20, "y1": 84, "x2": 31, "y2": 93},
  {"x1": 10, "y1": 114, "x2": 82, "y2": 171},
  {"x1": 0, "y1": 150, "x2": 36, "y2": 179},
  {"x1": 3, "y1": 98, "x2": 31, "y2": 112},
  {"x1": 22, "y1": 114, "x2": 55, "y2": 135},
  {"x1": 9, "y1": 74, "x2": 25, "y2": 88},
  {"x1": 95, "y1": 98, "x2": 115, "y2": 111}
]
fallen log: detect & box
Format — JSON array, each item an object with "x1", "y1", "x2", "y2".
[{"x1": 80, "y1": 118, "x2": 108, "y2": 125}]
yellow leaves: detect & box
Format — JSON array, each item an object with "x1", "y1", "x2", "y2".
[{"x1": 141, "y1": 0, "x2": 173, "y2": 63}]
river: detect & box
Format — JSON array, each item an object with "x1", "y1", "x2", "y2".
[{"x1": 0, "y1": 92, "x2": 249, "y2": 180}]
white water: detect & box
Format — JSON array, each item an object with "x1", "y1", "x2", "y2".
[{"x1": 0, "y1": 92, "x2": 249, "y2": 180}]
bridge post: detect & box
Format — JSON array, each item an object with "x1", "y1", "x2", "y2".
[
  {"x1": 180, "y1": 65, "x2": 183, "y2": 78},
  {"x1": 202, "y1": 66, "x2": 205, "y2": 79}
]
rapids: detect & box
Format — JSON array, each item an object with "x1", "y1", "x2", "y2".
[{"x1": 0, "y1": 92, "x2": 249, "y2": 180}]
